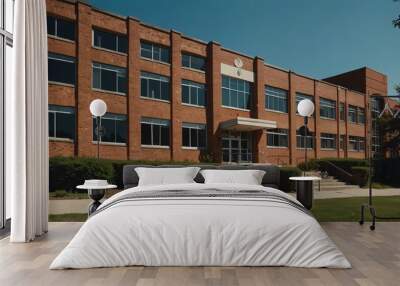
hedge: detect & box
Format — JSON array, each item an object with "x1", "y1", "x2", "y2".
[
  {"x1": 50, "y1": 157, "x2": 301, "y2": 193},
  {"x1": 49, "y1": 157, "x2": 196, "y2": 192},
  {"x1": 351, "y1": 166, "x2": 370, "y2": 187}
]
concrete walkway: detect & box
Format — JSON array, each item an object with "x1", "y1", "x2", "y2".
[
  {"x1": 49, "y1": 188, "x2": 400, "y2": 214},
  {"x1": 289, "y1": 188, "x2": 400, "y2": 200}
]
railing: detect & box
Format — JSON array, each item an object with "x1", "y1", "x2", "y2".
[{"x1": 318, "y1": 160, "x2": 357, "y2": 185}]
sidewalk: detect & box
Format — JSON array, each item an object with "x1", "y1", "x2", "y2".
[{"x1": 289, "y1": 188, "x2": 400, "y2": 199}]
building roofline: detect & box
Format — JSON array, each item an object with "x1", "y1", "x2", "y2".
[{"x1": 57, "y1": 0, "x2": 383, "y2": 98}]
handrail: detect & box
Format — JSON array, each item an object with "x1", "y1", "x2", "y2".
[{"x1": 318, "y1": 160, "x2": 357, "y2": 185}]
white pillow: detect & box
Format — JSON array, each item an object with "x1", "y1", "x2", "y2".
[
  {"x1": 200, "y1": 169, "x2": 265, "y2": 185},
  {"x1": 135, "y1": 167, "x2": 200, "y2": 186}
]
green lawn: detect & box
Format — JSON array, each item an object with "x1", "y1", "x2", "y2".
[{"x1": 49, "y1": 196, "x2": 400, "y2": 222}]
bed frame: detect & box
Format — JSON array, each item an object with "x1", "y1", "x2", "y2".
[{"x1": 123, "y1": 164, "x2": 280, "y2": 190}]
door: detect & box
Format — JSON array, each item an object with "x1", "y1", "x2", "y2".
[{"x1": 222, "y1": 132, "x2": 252, "y2": 163}]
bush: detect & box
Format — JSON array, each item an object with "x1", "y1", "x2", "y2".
[
  {"x1": 49, "y1": 157, "x2": 114, "y2": 192},
  {"x1": 279, "y1": 166, "x2": 302, "y2": 193},
  {"x1": 351, "y1": 166, "x2": 370, "y2": 187},
  {"x1": 50, "y1": 157, "x2": 198, "y2": 192},
  {"x1": 316, "y1": 158, "x2": 368, "y2": 173},
  {"x1": 297, "y1": 159, "x2": 319, "y2": 171}
]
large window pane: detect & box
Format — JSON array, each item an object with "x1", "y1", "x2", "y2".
[
  {"x1": 48, "y1": 105, "x2": 75, "y2": 140},
  {"x1": 140, "y1": 41, "x2": 170, "y2": 63},
  {"x1": 47, "y1": 15, "x2": 75, "y2": 41},
  {"x1": 93, "y1": 29, "x2": 116, "y2": 51},
  {"x1": 141, "y1": 118, "x2": 170, "y2": 147},
  {"x1": 221, "y1": 75, "x2": 251, "y2": 109},
  {"x1": 48, "y1": 53, "x2": 76, "y2": 85},
  {"x1": 92, "y1": 62, "x2": 126, "y2": 94},
  {"x1": 140, "y1": 72, "x2": 170, "y2": 101},
  {"x1": 93, "y1": 113, "x2": 127, "y2": 143},
  {"x1": 141, "y1": 123, "x2": 152, "y2": 145}
]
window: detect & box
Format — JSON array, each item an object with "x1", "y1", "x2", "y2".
[
  {"x1": 296, "y1": 130, "x2": 314, "y2": 149},
  {"x1": 358, "y1": 107, "x2": 365, "y2": 124},
  {"x1": 141, "y1": 117, "x2": 170, "y2": 147},
  {"x1": 265, "y1": 86, "x2": 288, "y2": 113},
  {"x1": 320, "y1": 98, "x2": 336, "y2": 119},
  {"x1": 221, "y1": 75, "x2": 251, "y2": 109},
  {"x1": 320, "y1": 133, "x2": 337, "y2": 149},
  {"x1": 348, "y1": 105, "x2": 357, "y2": 123},
  {"x1": 339, "y1": 103, "x2": 345, "y2": 121},
  {"x1": 49, "y1": 105, "x2": 75, "y2": 140},
  {"x1": 140, "y1": 41, "x2": 170, "y2": 63},
  {"x1": 93, "y1": 113, "x2": 127, "y2": 144},
  {"x1": 47, "y1": 15, "x2": 75, "y2": 41},
  {"x1": 48, "y1": 53, "x2": 76, "y2": 85},
  {"x1": 182, "y1": 123, "x2": 206, "y2": 148},
  {"x1": 93, "y1": 28, "x2": 127, "y2": 53},
  {"x1": 349, "y1": 136, "x2": 365, "y2": 152},
  {"x1": 92, "y1": 62, "x2": 126, "y2": 94},
  {"x1": 182, "y1": 53, "x2": 206, "y2": 71},
  {"x1": 181, "y1": 80, "x2": 206, "y2": 106},
  {"x1": 141, "y1": 71, "x2": 170, "y2": 101},
  {"x1": 340, "y1": 135, "x2": 346, "y2": 150},
  {"x1": 267, "y1": 129, "x2": 288, "y2": 147}
]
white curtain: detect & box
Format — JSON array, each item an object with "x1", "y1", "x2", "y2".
[{"x1": 7, "y1": 0, "x2": 49, "y2": 242}]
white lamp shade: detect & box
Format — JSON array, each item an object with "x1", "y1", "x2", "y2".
[
  {"x1": 297, "y1": 99, "x2": 315, "y2": 117},
  {"x1": 90, "y1": 99, "x2": 107, "y2": 117}
]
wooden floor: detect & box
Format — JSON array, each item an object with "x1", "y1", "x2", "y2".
[{"x1": 0, "y1": 222, "x2": 399, "y2": 286}]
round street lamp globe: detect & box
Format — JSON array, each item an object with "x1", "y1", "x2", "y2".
[
  {"x1": 90, "y1": 99, "x2": 107, "y2": 117},
  {"x1": 297, "y1": 99, "x2": 315, "y2": 117}
]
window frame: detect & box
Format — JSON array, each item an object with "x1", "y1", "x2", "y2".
[
  {"x1": 319, "y1": 98, "x2": 337, "y2": 120},
  {"x1": 140, "y1": 71, "x2": 170, "y2": 102},
  {"x1": 320, "y1": 133, "x2": 337, "y2": 150},
  {"x1": 267, "y1": 128, "x2": 289, "y2": 148},
  {"x1": 140, "y1": 40, "x2": 170, "y2": 64},
  {"x1": 140, "y1": 117, "x2": 170, "y2": 148},
  {"x1": 181, "y1": 52, "x2": 206, "y2": 72},
  {"x1": 349, "y1": 136, "x2": 365, "y2": 152},
  {"x1": 92, "y1": 27, "x2": 127, "y2": 54},
  {"x1": 221, "y1": 75, "x2": 251, "y2": 110},
  {"x1": 265, "y1": 86, "x2": 288, "y2": 113},
  {"x1": 296, "y1": 130, "x2": 314, "y2": 149},
  {"x1": 48, "y1": 52, "x2": 76, "y2": 86},
  {"x1": 181, "y1": 79, "x2": 206, "y2": 107},
  {"x1": 92, "y1": 62, "x2": 127, "y2": 95},
  {"x1": 339, "y1": 102, "x2": 345, "y2": 121},
  {"x1": 92, "y1": 112, "x2": 128, "y2": 145},
  {"x1": 182, "y1": 122, "x2": 207, "y2": 149},
  {"x1": 47, "y1": 14, "x2": 75, "y2": 42},
  {"x1": 48, "y1": 105, "x2": 76, "y2": 141}
]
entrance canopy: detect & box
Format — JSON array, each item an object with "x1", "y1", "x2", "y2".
[{"x1": 220, "y1": 117, "x2": 277, "y2": 131}]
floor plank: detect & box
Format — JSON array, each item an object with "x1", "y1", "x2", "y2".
[{"x1": 0, "y1": 222, "x2": 399, "y2": 286}]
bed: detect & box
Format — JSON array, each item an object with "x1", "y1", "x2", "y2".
[{"x1": 50, "y1": 165, "x2": 350, "y2": 269}]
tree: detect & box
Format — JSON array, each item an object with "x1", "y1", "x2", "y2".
[{"x1": 395, "y1": 0, "x2": 400, "y2": 28}]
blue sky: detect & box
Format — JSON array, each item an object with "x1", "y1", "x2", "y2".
[{"x1": 91, "y1": 0, "x2": 400, "y2": 94}]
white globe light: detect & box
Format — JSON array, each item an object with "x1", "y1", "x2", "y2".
[
  {"x1": 90, "y1": 99, "x2": 107, "y2": 117},
  {"x1": 297, "y1": 99, "x2": 315, "y2": 117}
]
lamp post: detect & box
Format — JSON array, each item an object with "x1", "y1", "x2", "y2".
[
  {"x1": 297, "y1": 99, "x2": 315, "y2": 175},
  {"x1": 89, "y1": 99, "x2": 107, "y2": 159}
]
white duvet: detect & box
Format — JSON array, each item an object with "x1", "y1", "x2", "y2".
[{"x1": 50, "y1": 183, "x2": 351, "y2": 269}]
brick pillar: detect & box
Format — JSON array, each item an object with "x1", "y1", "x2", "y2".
[
  {"x1": 170, "y1": 30, "x2": 182, "y2": 161},
  {"x1": 314, "y1": 81, "x2": 321, "y2": 159},
  {"x1": 127, "y1": 17, "x2": 141, "y2": 159},
  {"x1": 207, "y1": 41, "x2": 221, "y2": 162},
  {"x1": 344, "y1": 89, "x2": 349, "y2": 158},
  {"x1": 365, "y1": 91, "x2": 370, "y2": 159},
  {"x1": 252, "y1": 56, "x2": 266, "y2": 163},
  {"x1": 76, "y1": 2, "x2": 92, "y2": 157},
  {"x1": 288, "y1": 72, "x2": 296, "y2": 165},
  {"x1": 336, "y1": 87, "x2": 340, "y2": 157}
]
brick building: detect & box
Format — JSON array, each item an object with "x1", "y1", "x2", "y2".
[{"x1": 46, "y1": 0, "x2": 390, "y2": 165}]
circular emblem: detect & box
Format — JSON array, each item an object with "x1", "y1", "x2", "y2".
[{"x1": 234, "y1": 58, "x2": 243, "y2": 68}]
